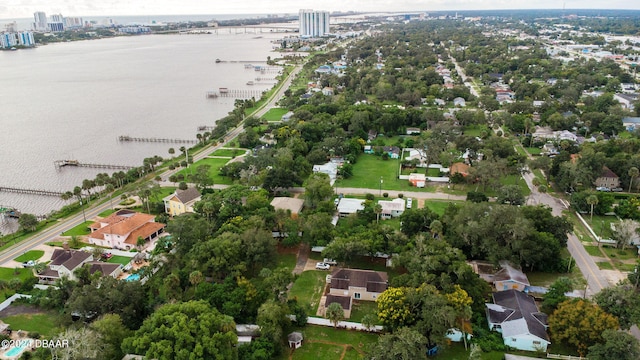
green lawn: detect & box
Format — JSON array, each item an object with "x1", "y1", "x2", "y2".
[
  {"x1": 349, "y1": 301, "x2": 379, "y2": 324},
  {"x1": 525, "y1": 147, "x2": 542, "y2": 155},
  {"x1": 261, "y1": 107, "x2": 289, "y2": 122},
  {"x1": 61, "y1": 221, "x2": 93, "y2": 236},
  {"x1": 13, "y1": 250, "x2": 44, "y2": 263},
  {"x1": 584, "y1": 245, "x2": 604, "y2": 257},
  {"x1": 289, "y1": 271, "x2": 327, "y2": 311},
  {"x1": 336, "y1": 155, "x2": 434, "y2": 192},
  {"x1": 209, "y1": 148, "x2": 245, "y2": 157},
  {"x1": 0, "y1": 267, "x2": 35, "y2": 282},
  {"x1": 585, "y1": 215, "x2": 618, "y2": 239},
  {"x1": 424, "y1": 200, "x2": 461, "y2": 216},
  {"x1": 276, "y1": 253, "x2": 297, "y2": 271},
  {"x1": 433, "y1": 342, "x2": 504, "y2": 360},
  {"x1": 601, "y1": 247, "x2": 637, "y2": 261},
  {"x1": 498, "y1": 175, "x2": 531, "y2": 197},
  {"x1": 107, "y1": 255, "x2": 132, "y2": 266},
  {"x1": 98, "y1": 209, "x2": 116, "y2": 217},
  {"x1": 173, "y1": 157, "x2": 233, "y2": 185},
  {"x1": 596, "y1": 261, "x2": 614, "y2": 270},
  {"x1": 1, "y1": 312, "x2": 59, "y2": 337},
  {"x1": 291, "y1": 342, "x2": 344, "y2": 360},
  {"x1": 463, "y1": 125, "x2": 489, "y2": 137},
  {"x1": 299, "y1": 325, "x2": 378, "y2": 350},
  {"x1": 427, "y1": 168, "x2": 441, "y2": 177}
]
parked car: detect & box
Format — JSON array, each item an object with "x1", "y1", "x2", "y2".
[
  {"x1": 323, "y1": 258, "x2": 337, "y2": 266},
  {"x1": 406, "y1": 198, "x2": 413, "y2": 208},
  {"x1": 596, "y1": 187, "x2": 611, "y2": 192},
  {"x1": 612, "y1": 188, "x2": 624, "y2": 192},
  {"x1": 100, "y1": 252, "x2": 113, "y2": 260},
  {"x1": 22, "y1": 260, "x2": 35, "y2": 268},
  {"x1": 315, "y1": 262, "x2": 331, "y2": 270}
]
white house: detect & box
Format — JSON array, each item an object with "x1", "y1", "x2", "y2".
[
  {"x1": 337, "y1": 198, "x2": 365, "y2": 217},
  {"x1": 486, "y1": 290, "x2": 550, "y2": 352},
  {"x1": 313, "y1": 161, "x2": 340, "y2": 185},
  {"x1": 377, "y1": 198, "x2": 406, "y2": 219},
  {"x1": 453, "y1": 97, "x2": 466, "y2": 107}
]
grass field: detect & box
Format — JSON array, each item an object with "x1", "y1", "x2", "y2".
[
  {"x1": 525, "y1": 147, "x2": 542, "y2": 155},
  {"x1": 13, "y1": 251, "x2": 44, "y2": 263},
  {"x1": 98, "y1": 209, "x2": 116, "y2": 217},
  {"x1": 597, "y1": 261, "x2": 614, "y2": 270},
  {"x1": 61, "y1": 221, "x2": 93, "y2": 236},
  {"x1": 107, "y1": 255, "x2": 132, "y2": 266},
  {"x1": 173, "y1": 157, "x2": 233, "y2": 185},
  {"x1": 583, "y1": 245, "x2": 604, "y2": 257},
  {"x1": 336, "y1": 155, "x2": 433, "y2": 192},
  {"x1": 1, "y1": 312, "x2": 59, "y2": 337},
  {"x1": 276, "y1": 253, "x2": 297, "y2": 272},
  {"x1": 585, "y1": 215, "x2": 618, "y2": 239},
  {"x1": 0, "y1": 267, "x2": 35, "y2": 282},
  {"x1": 209, "y1": 148, "x2": 245, "y2": 157},
  {"x1": 349, "y1": 301, "x2": 379, "y2": 324},
  {"x1": 601, "y1": 247, "x2": 636, "y2": 260},
  {"x1": 424, "y1": 200, "x2": 461, "y2": 215},
  {"x1": 427, "y1": 168, "x2": 441, "y2": 177},
  {"x1": 463, "y1": 125, "x2": 489, "y2": 137},
  {"x1": 261, "y1": 107, "x2": 289, "y2": 122},
  {"x1": 291, "y1": 342, "x2": 344, "y2": 360},
  {"x1": 289, "y1": 271, "x2": 327, "y2": 312}
]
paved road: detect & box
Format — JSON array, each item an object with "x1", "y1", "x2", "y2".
[{"x1": 522, "y1": 170, "x2": 608, "y2": 297}]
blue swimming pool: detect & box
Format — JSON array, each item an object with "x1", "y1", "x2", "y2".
[
  {"x1": 125, "y1": 274, "x2": 140, "y2": 281},
  {"x1": 5, "y1": 340, "x2": 30, "y2": 357}
]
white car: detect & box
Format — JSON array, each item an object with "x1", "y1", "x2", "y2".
[
  {"x1": 323, "y1": 258, "x2": 337, "y2": 266},
  {"x1": 406, "y1": 198, "x2": 413, "y2": 209},
  {"x1": 315, "y1": 262, "x2": 331, "y2": 270}
]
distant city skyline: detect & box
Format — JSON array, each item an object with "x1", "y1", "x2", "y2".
[{"x1": 1, "y1": 0, "x2": 639, "y2": 20}]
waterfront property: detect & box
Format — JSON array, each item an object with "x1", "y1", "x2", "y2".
[
  {"x1": 162, "y1": 187, "x2": 201, "y2": 217},
  {"x1": 37, "y1": 248, "x2": 121, "y2": 284},
  {"x1": 87, "y1": 210, "x2": 165, "y2": 250}
]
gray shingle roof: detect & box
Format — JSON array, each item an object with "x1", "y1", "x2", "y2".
[
  {"x1": 330, "y1": 268, "x2": 388, "y2": 293},
  {"x1": 487, "y1": 289, "x2": 549, "y2": 341}
]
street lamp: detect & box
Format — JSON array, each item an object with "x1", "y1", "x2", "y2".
[{"x1": 379, "y1": 176, "x2": 383, "y2": 196}]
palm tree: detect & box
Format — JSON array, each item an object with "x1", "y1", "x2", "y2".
[
  {"x1": 325, "y1": 302, "x2": 344, "y2": 327},
  {"x1": 105, "y1": 183, "x2": 115, "y2": 210},
  {"x1": 168, "y1": 147, "x2": 175, "y2": 159},
  {"x1": 629, "y1": 167, "x2": 639, "y2": 193},
  {"x1": 587, "y1": 195, "x2": 599, "y2": 223},
  {"x1": 189, "y1": 270, "x2": 203, "y2": 287},
  {"x1": 374, "y1": 204, "x2": 382, "y2": 224}
]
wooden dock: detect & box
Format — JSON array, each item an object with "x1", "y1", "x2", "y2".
[
  {"x1": 0, "y1": 186, "x2": 64, "y2": 197},
  {"x1": 118, "y1": 136, "x2": 196, "y2": 144},
  {"x1": 54, "y1": 160, "x2": 135, "y2": 170},
  {"x1": 205, "y1": 89, "x2": 265, "y2": 99}
]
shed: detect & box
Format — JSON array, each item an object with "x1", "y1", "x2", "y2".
[{"x1": 288, "y1": 332, "x2": 303, "y2": 349}]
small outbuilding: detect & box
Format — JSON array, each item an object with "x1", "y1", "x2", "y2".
[{"x1": 288, "y1": 332, "x2": 303, "y2": 349}]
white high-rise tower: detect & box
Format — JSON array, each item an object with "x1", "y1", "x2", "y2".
[
  {"x1": 33, "y1": 11, "x2": 47, "y2": 31},
  {"x1": 299, "y1": 9, "x2": 330, "y2": 37}
]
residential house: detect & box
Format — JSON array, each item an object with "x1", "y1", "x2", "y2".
[
  {"x1": 163, "y1": 187, "x2": 201, "y2": 217},
  {"x1": 337, "y1": 198, "x2": 365, "y2": 217},
  {"x1": 281, "y1": 111, "x2": 295, "y2": 121},
  {"x1": 378, "y1": 198, "x2": 406, "y2": 219},
  {"x1": 323, "y1": 268, "x2": 388, "y2": 318},
  {"x1": 434, "y1": 98, "x2": 446, "y2": 107},
  {"x1": 364, "y1": 145, "x2": 374, "y2": 154},
  {"x1": 492, "y1": 262, "x2": 531, "y2": 292},
  {"x1": 322, "y1": 87, "x2": 334, "y2": 96},
  {"x1": 614, "y1": 93, "x2": 638, "y2": 111},
  {"x1": 367, "y1": 130, "x2": 377, "y2": 142},
  {"x1": 270, "y1": 197, "x2": 305, "y2": 218},
  {"x1": 406, "y1": 127, "x2": 421, "y2": 135},
  {"x1": 541, "y1": 143, "x2": 559, "y2": 156},
  {"x1": 532, "y1": 100, "x2": 544, "y2": 107},
  {"x1": 381, "y1": 146, "x2": 400, "y2": 159},
  {"x1": 594, "y1": 166, "x2": 620, "y2": 189},
  {"x1": 87, "y1": 210, "x2": 165, "y2": 250},
  {"x1": 313, "y1": 160, "x2": 341, "y2": 185},
  {"x1": 453, "y1": 97, "x2": 466, "y2": 107},
  {"x1": 623, "y1": 117, "x2": 640, "y2": 131},
  {"x1": 37, "y1": 249, "x2": 93, "y2": 284},
  {"x1": 409, "y1": 173, "x2": 426, "y2": 188},
  {"x1": 486, "y1": 290, "x2": 550, "y2": 352},
  {"x1": 450, "y1": 162, "x2": 470, "y2": 176}
]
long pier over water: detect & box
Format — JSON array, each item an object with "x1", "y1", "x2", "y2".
[
  {"x1": 0, "y1": 186, "x2": 64, "y2": 197},
  {"x1": 54, "y1": 160, "x2": 135, "y2": 170},
  {"x1": 206, "y1": 89, "x2": 265, "y2": 99},
  {"x1": 118, "y1": 136, "x2": 196, "y2": 144}
]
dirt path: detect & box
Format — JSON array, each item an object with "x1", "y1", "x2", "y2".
[
  {"x1": 0, "y1": 305, "x2": 44, "y2": 318},
  {"x1": 292, "y1": 243, "x2": 309, "y2": 275}
]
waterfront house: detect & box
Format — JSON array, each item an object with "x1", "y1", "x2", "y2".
[
  {"x1": 37, "y1": 249, "x2": 93, "y2": 284},
  {"x1": 87, "y1": 210, "x2": 165, "y2": 250},
  {"x1": 163, "y1": 187, "x2": 201, "y2": 217},
  {"x1": 486, "y1": 289, "x2": 550, "y2": 352}
]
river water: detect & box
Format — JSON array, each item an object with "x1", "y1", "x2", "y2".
[{"x1": 0, "y1": 31, "x2": 281, "y2": 223}]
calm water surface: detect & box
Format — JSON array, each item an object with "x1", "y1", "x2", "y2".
[{"x1": 0, "y1": 32, "x2": 280, "y2": 219}]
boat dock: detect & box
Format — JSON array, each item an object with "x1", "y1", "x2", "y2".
[
  {"x1": 205, "y1": 89, "x2": 265, "y2": 99},
  {"x1": 54, "y1": 160, "x2": 135, "y2": 170},
  {"x1": 0, "y1": 186, "x2": 64, "y2": 197},
  {"x1": 118, "y1": 136, "x2": 196, "y2": 144}
]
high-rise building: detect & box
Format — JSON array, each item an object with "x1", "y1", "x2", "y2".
[
  {"x1": 0, "y1": 32, "x2": 17, "y2": 48},
  {"x1": 4, "y1": 21, "x2": 17, "y2": 33},
  {"x1": 33, "y1": 11, "x2": 47, "y2": 31},
  {"x1": 65, "y1": 17, "x2": 83, "y2": 29},
  {"x1": 48, "y1": 14, "x2": 65, "y2": 32},
  {"x1": 299, "y1": 9, "x2": 330, "y2": 37},
  {"x1": 17, "y1": 32, "x2": 35, "y2": 46}
]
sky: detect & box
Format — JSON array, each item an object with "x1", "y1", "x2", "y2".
[{"x1": 1, "y1": 0, "x2": 639, "y2": 20}]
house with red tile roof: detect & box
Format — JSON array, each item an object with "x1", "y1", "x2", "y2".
[{"x1": 87, "y1": 209, "x2": 165, "y2": 250}]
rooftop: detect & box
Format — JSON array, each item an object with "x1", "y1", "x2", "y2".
[
  {"x1": 270, "y1": 197, "x2": 305, "y2": 214},
  {"x1": 487, "y1": 289, "x2": 549, "y2": 341},
  {"x1": 330, "y1": 268, "x2": 388, "y2": 293},
  {"x1": 337, "y1": 198, "x2": 365, "y2": 214}
]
